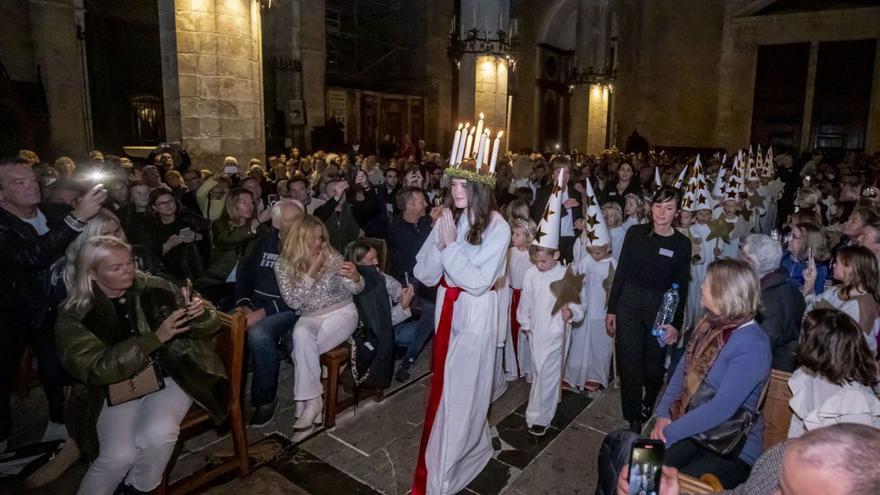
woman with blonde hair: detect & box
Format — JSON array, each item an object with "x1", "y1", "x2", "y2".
[
  {"x1": 804, "y1": 245, "x2": 880, "y2": 353},
  {"x1": 275, "y1": 214, "x2": 364, "y2": 438},
  {"x1": 650, "y1": 259, "x2": 771, "y2": 487},
  {"x1": 56, "y1": 236, "x2": 225, "y2": 495},
  {"x1": 781, "y1": 222, "x2": 830, "y2": 295}
]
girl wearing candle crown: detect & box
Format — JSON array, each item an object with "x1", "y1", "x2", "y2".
[{"x1": 411, "y1": 151, "x2": 511, "y2": 494}]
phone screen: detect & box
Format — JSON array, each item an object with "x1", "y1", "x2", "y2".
[{"x1": 628, "y1": 441, "x2": 664, "y2": 495}]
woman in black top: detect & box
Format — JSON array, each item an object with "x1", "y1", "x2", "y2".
[
  {"x1": 145, "y1": 189, "x2": 210, "y2": 281},
  {"x1": 606, "y1": 186, "x2": 691, "y2": 432},
  {"x1": 601, "y1": 162, "x2": 643, "y2": 209}
]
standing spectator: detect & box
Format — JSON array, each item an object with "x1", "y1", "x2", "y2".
[
  {"x1": 288, "y1": 176, "x2": 325, "y2": 215},
  {"x1": 0, "y1": 157, "x2": 106, "y2": 452},
  {"x1": 606, "y1": 186, "x2": 690, "y2": 433},
  {"x1": 236, "y1": 200, "x2": 303, "y2": 426},
  {"x1": 378, "y1": 168, "x2": 401, "y2": 220}
]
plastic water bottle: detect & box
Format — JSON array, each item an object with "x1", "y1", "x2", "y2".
[{"x1": 652, "y1": 284, "x2": 680, "y2": 347}]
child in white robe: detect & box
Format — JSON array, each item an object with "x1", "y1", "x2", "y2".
[
  {"x1": 567, "y1": 238, "x2": 616, "y2": 391},
  {"x1": 518, "y1": 245, "x2": 584, "y2": 435},
  {"x1": 500, "y1": 218, "x2": 537, "y2": 382}
]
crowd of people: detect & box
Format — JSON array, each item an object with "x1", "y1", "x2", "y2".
[{"x1": 0, "y1": 141, "x2": 879, "y2": 494}]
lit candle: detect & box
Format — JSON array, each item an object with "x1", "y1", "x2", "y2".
[
  {"x1": 489, "y1": 131, "x2": 504, "y2": 174},
  {"x1": 450, "y1": 123, "x2": 463, "y2": 165},
  {"x1": 475, "y1": 129, "x2": 489, "y2": 169},
  {"x1": 482, "y1": 129, "x2": 491, "y2": 166},
  {"x1": 456, "y1": 123, "x2": 470, "y2": 164},
  {"x1": 463, "y1": 127, "x2": 475, "y2": 162},
  {"x1": 474, "y1": 113, "x2": 484, "y2": 155}
]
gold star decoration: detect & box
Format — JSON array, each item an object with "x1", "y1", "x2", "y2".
[
  {"x1": 729, "y1": 218, "x2": 752, "y2": 240},
  {"x1": 585, "y1": 213, "x2": 600, "y2": 229},
  {"x1": 549, "y1": 265, "x2": 585, "y2": 315},
  {"x1": 706, "y1": 216, "x2": 734, "y2": 244},
  {"x1": 551, "y1": 180, "x2": 562, "y2": 196},
  {"x1": 585, "y1": 229, "x2": 599, "y2": 243},
  {"x1": 602, "y1": 263, "x2": 616, "y2": 304},
  {"x1": 534, "y1": 225, "x2": 546, "y2": 244},
  {"x1": 542, "y1": 207, "x2": 555, "y2": 223},
  {"x1": 746, "y1": 192, "x2": 765, "y2": 210}
]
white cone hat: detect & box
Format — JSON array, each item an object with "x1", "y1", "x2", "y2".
[
  {"x1": 533, "y1": 169, "x2": 565, "y2": 250},
  {"x1": 582, "y1": 178, "x2": 611, "y2": 247}
]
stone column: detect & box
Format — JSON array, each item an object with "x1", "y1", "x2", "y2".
[
  {"x1": 158, "y1": 0, "x2": 265, "y2": 169},
  {"x1": 571, "y1": 0, "x2": 611, "y2": 154},
  {"x1": 28, "y1": 0, "x2": 89, "y2": 157},
  {"x1": 299, "y1": 0, "x2": 326, "y2": 149},
  {"x1": 865, "y1": 36, "x2": 880, "y2": 153},
  {"x1": 458, "y1": 0, "x2": 510, "y2": 137},
  {"x1": 799, "y1": 41, "x2": 819, "y2": 152}
]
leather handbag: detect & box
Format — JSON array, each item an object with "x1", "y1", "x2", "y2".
[
  {"x1": 107, "y1": 361, "x2": 165, "y2": 406},
  {"x1": 688, "y1": 378, "x2": 769, "y2": 456}
]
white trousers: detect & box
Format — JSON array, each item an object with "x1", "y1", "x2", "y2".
[
  {"x1": 77, "y1": 378, "x2": 192, "y2": 495},
  {"x1": 291, "y1": 302, "x2": 359, "y2": 400}
]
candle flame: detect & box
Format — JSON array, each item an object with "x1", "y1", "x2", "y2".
[
  {"x1": 465, "y1": 122, "x2": 470, "y2": 128},
  {"x1": 479, "y1": 112, "x2": 484, "y2": 119},
  {"x1": 497, "y1": 131, "x2": 504, "y2": 138},
  {"x1": 485, "y1": 128, "x2": 490, "y2": 135},
  {"x1": 457, "y1": 123, "x2": 463, "y2": 129}
]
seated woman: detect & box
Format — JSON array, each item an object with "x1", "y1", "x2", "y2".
[
  {"x1": 781, "y1": 222, "x2": 830, "y2": 295},
  {"x1": 54, "y1": 208, "x2": 171, "y2": 299},
  {"x1": 275, "y1": 215, "x2": 364, "y2": 439},
  {"x1": 789, "y1": 308, "x2": 880, "y2": 438},
  {"x1": 198, "y1": 187, "x2": 268, "y2": 307},
  {"x1": 346, "y1": 240, "x2": 427, "y2": 382},
  {"x1": 652, "y1": 259, "x2": 771, "y2": 488},
  {"x1": 803, "y1": 245, "x2": 880, "y2": 354},
  {"x1": 144, "y1": 188, "x2": 210, "y2": 281},
  {"x1": 55, "y1": 236, "x2": 227, "y2": 495}
]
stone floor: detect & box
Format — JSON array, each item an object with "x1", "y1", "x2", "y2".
[{"x1": 0, "y1": 347, "x2": 629, "y2": 495}]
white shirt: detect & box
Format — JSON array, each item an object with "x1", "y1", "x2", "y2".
[
  {"x1": 22, "y1": 209, "x2": 49, "y2": 235},
  {"x1": 560, "y1": 190, "x2": 575, "y2": 237}
]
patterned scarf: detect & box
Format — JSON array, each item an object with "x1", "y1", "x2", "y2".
[{"x1": 669, "y1": 314, "x2": 749, "y2": 420}]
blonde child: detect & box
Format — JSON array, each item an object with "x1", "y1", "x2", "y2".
[
  {"x1": 499, "y1": 218, "x2": 537, "y2": 382},
  {"x1": 518, "y1": 244, "x2": 584, "y2": 435}
]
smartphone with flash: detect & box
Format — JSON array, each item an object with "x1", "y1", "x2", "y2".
[{"x1": 627, "y1": 439, "x2": 664, "y2": 495}]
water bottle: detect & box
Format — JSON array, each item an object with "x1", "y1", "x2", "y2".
[{"x1": 652, "y1": 284, "x2": 680, "y2": 347}]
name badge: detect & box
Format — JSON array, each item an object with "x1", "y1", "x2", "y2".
[{"x1": 659, "y1": 248, "x2": 674, "y2": 258}]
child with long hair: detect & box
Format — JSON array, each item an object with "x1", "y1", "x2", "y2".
[
  {"x1": 411, "y1": 160, "x2": 511, "y2": 494},
  {"x1": 804, "y1": 245, "x2": 880, "y2": 353},
  {"x1": 782, "y1": 222, "x2": 831, "y2": 295},
  {"x1": 788, "y1": 308, "x2": 880, "y2": 437},
  {"x1": 500, "y1": 217, "x2": 537, "y2": 382}
]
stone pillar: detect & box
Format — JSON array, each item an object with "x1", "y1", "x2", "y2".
[
  {"x1": 458, "y1": 0, "x2": 510, "y2": 134},
  {"x1": 28, "y1": 0, "x2": 89, "y2": 157},
  {"x1": 299, "y1": 0, "x2": 326, "y2": 149},
  {"x1": 799, "y1": 41, "x2": 819, "y2": 152},
  {"x1": 865, "y1": 36, "x2": 880, "y2": 153},
  {"x1": 571, "y1": 0, "x2": 611, "y2": 154},
  {"x1": 586, "y1": 84, "x2": 610, "y2": 154},
  {"x1": 158, "y1": 0, "x2": 265, "y2": 169}
]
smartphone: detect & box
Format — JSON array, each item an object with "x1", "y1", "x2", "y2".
[
  {"x1": 627, "y1": 439, "x2": 664, "y2": 495},
  {"x1": 347, "y1": 163, "x2": 358, "y2": 185}
]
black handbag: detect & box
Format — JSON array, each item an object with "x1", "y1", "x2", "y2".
[
  {"x1": 688, "y1": 379, "x2": 769, "y2": 456},
  {"x1": 349, "y1": 320, "x2": 378, "y2": 386}
]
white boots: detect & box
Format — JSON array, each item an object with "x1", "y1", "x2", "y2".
[{"x1": 292, "y1": 397, "x2": 323, "y2": 431}]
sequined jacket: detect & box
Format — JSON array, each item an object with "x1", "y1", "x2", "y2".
[{"x1": 275, "y1": 250, "x2": 365, "y2": 316}]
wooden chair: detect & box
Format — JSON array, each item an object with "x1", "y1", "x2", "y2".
[
  {"x1": 678, "y1": 473, "x2": 719, "y2": 494},
  {"x1": 762, "y1": 369, "x2": 793, "y2": 450},
  {"x1": 157, "y1": 310, "x2": 250, "y2": 495},
  {"x1": 320, "y1": 345, "x2": 385, "y2": 428}
]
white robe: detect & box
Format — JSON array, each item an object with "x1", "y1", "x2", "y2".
[
  {"x1": 609, "y1": 225, "x2": 627, "y2": 262},
  {"x1": 787, "y1": 369, "x2": 880, "y2": 438},
  {"x1": 518, "y1": 264, "x2": 585, "y2": 427},
  {"x1": 566, "y1": 241, "x2": 616, "y2": 388},
  {"x1": 413, "y1": 211, "x2": 511, "y2": 495},
  {"x1": 501, "y1": 247, "x2": 535, "y2": 382},
  {"x1": 684, "y1": 222, "x2": 712, "y2": 332}
]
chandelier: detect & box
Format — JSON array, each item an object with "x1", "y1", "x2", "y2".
[
  {"x1": 568, "y1": 65, "x2": 616, "y2": 90},
  {"x1": 448, "y1": 24, "x2": 519, "y2": 68}
]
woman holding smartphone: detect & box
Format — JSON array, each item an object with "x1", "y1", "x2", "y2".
[
  {"x1": 56, "y1": 236, "x2": 227, "y2": 495},
  {"x1": 144, "y1": 189, "x2": 210, "y2": 281}
]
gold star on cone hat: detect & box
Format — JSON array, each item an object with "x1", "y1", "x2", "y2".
[
  {"x1": 583, "y1": 177, "x2": 611, "y2": 247},
  {"x1": 681, "y1": 155, "x2": 715, "y2": 212},
  {"x1": 533, "y1": 168, "x2": 565, "y2": 250},
  {"x1": 672, "y1": 163, "x2": 689, "y2": 189}
]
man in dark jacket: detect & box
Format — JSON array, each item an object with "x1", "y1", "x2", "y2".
[
  {"x1": 235, "y1": 200, "x2": 303, "y2": 426},
  {"x1": 530, "y1": 155, "x2": 582, "y2": 263},
  {"x1": 0, "y1": 157, "x2": 106, "y2": 451},
  {"x1": 314, "y1": 171, "x2": 384, "y2": 248},
  {"x1": 741, "y1": 234, "x2": 806, "y2": 372}
]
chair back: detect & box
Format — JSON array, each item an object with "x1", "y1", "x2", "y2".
[
  {"x1": 762, "y1": 369, "x2": 793, "y2": 450},
  {"x1": 215, "y1": 310, "x2": 248, "y2": 412}
]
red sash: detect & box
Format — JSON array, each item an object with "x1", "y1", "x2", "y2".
[
  {"x1": 411, "y1": 278, "x2": 495, "y2": 495},
  {"x1": 510, "y1": 287, "x2": 522, "y2": 375}
]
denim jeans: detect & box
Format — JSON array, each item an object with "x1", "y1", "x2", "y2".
[
  {"x1": 394, "y1": 293, "x2": 435, "y2": 363},
  {"x1": 247, "y1": 311, "x2": 298, "y2": 407}
]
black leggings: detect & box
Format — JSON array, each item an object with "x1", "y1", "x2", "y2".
[
  {"x1": 615, "y1": 285, "x2": 667, "y2": 422},
  {"x1": 665, "y1": 439, "x2": 752, "y2": 488}
]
